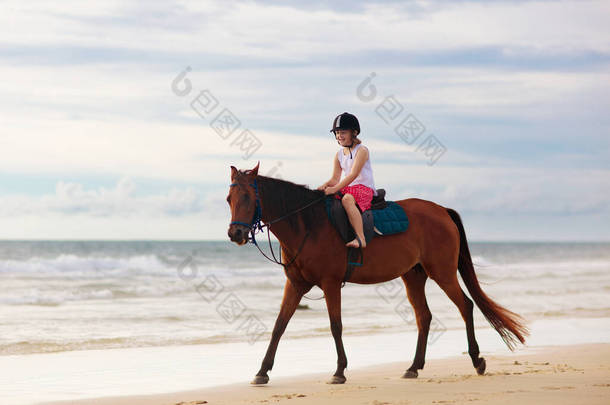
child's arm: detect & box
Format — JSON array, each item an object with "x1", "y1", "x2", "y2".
[
  {"x1": 317, "y1": 153, "x2": 342, "y2": 190},
  {"x1": 324, "y1": 147, "x2": 369, "y2": 194}
]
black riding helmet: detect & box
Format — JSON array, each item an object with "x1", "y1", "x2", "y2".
[
  {"x1": 330, "y1": 112, "x2": 360, "y2": 159},
  {"x1": 330, "y1": 112, "x2": 360, "y2": 135}
]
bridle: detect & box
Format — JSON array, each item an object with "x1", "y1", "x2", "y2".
[{"x1": 229, "y1": 178, "x2": 326, "y2": 268}]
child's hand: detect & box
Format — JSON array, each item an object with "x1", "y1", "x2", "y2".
[{"x1": 324, "y1": 186, "x2": 338, "y2": 195}]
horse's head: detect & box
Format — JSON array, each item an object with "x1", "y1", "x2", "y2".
[{"x1": 227, "y1": 162, "x2": 260, "y2": 245}]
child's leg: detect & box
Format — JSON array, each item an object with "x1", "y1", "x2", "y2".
[{"x1": 341, "y1": 194, "x2": 366, "y2": 248}]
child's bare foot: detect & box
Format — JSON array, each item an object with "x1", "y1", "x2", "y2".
[{"x1": 346, "y1": 235, "x2": 365, "y2": 248}]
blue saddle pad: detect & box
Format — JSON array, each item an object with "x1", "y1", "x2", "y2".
[
  {"x1": 371, "y1": 201, "x2": 409, "y2": 235},
  {"x1": 324, "y1": 197, "x2": 408, "y2": 243}
]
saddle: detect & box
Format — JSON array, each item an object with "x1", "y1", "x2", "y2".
[{"x1": 324, "y1": 189, "x2": 409, "y2": 283}]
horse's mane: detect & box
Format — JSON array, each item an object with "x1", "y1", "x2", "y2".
[{"x1": 256, "y1": 175, "x2": 327, "y2": 233}]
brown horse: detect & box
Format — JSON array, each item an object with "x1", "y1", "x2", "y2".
[{"x1": 226, "y1": 163, "x2": 527, "y2": 385}]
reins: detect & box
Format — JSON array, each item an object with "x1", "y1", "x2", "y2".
[{"x1": 230, "y1": 179, "x2": 326, "y2": 269}]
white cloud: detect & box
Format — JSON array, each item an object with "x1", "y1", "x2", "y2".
[
  {"x1": 1, "y1": 163, "x2": 608, "y2": 219},
  {"x1": 3, "y1": 0, "x2": 609, "y2": 55},
  {"x1": 0, "y1": 177, "x2": 207, "y2": 218},
  {"x1": 0, "y1": 164, "x2": 608, "y2": 240}
]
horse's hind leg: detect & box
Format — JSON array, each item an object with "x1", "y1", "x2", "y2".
[
  {"x1": 434, "y1": 272, "x2": 486, "y2": 375},
  {"x1": 252, "y1": 279, "x2": 304, "y2": 384},
  {"x1": 400, "y1": 265, "x2": 432, "y2": 378}
]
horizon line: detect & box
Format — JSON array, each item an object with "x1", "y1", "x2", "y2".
[{"x1": 0, "y1": 239, "x2": 608, "y2": 244}]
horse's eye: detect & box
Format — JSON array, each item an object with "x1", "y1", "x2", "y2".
[{"x1": 226, "y1": 195, "x2": 231, "y2": 204}]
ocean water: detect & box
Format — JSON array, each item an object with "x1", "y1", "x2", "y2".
[{"x1": 0, "y1": 241, "x2": 609, "y2": 357}]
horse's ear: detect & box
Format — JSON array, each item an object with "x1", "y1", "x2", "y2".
[
  {"x1": 230, "y1": 165, "x2": 238, "y2": 180},
  {"x1": 250, "y1": 161, "x2": 260, "y2": 176}
]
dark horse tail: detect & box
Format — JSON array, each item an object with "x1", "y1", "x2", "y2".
[{"x1": 446, "y1": 208, "x2": 528, "y2": 350}]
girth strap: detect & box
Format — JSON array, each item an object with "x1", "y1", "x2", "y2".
[{"x1": 342, "y1": 246, "x2": 363, "y2": 285}]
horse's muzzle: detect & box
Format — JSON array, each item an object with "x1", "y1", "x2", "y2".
[{"x1": 228, "y1": 225, "x2": 249, "y2": 245}]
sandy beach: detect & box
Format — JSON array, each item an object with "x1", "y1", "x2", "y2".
[{"x1": 44, "y1": 343, "x2": 609, "y2": 405}]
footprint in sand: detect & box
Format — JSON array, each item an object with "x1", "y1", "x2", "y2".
[
  {"x1": 270, "y1": 393, "x2": 306, "y2": 399},
  {"x1": 174, "y1": 401, "x2": 208, "y2": 405}
]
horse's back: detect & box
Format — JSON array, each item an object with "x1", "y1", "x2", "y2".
[{"x1": 393, "y1": 197, "x2": 451, "y2": 220}]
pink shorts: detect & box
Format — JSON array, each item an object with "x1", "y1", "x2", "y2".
[{"x1": 335, "y1": 184, "x2": 374, "y2": 212}]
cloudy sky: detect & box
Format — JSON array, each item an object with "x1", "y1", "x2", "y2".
[{"x1": 1, "y1": 0, "x2": 609, "y2": 241}]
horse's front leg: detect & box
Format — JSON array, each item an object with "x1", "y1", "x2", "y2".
[
  {"x1": 323, "y1": 281, "x2": 347, "y2": 384},
  {"x1": 251, "y1": 279, "x2": 304, "y2": 385}
]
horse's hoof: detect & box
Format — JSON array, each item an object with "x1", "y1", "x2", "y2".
[
  {"x1": 250, "y1": 374, "x2": 269, "y2": 385},
  {"x1": 476, "y1": 358, "x2": 486, "y2": 375},
  {"x1": 327, "y1": 375, "x2": 346, "y2": 384},
  {"x1": 401, "y1": 370, "x2": 418, "y2": 379}
]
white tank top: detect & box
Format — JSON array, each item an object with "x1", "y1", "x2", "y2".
[{"x1": 337, "y1": 143, "x2": 377, "y2": 196}]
